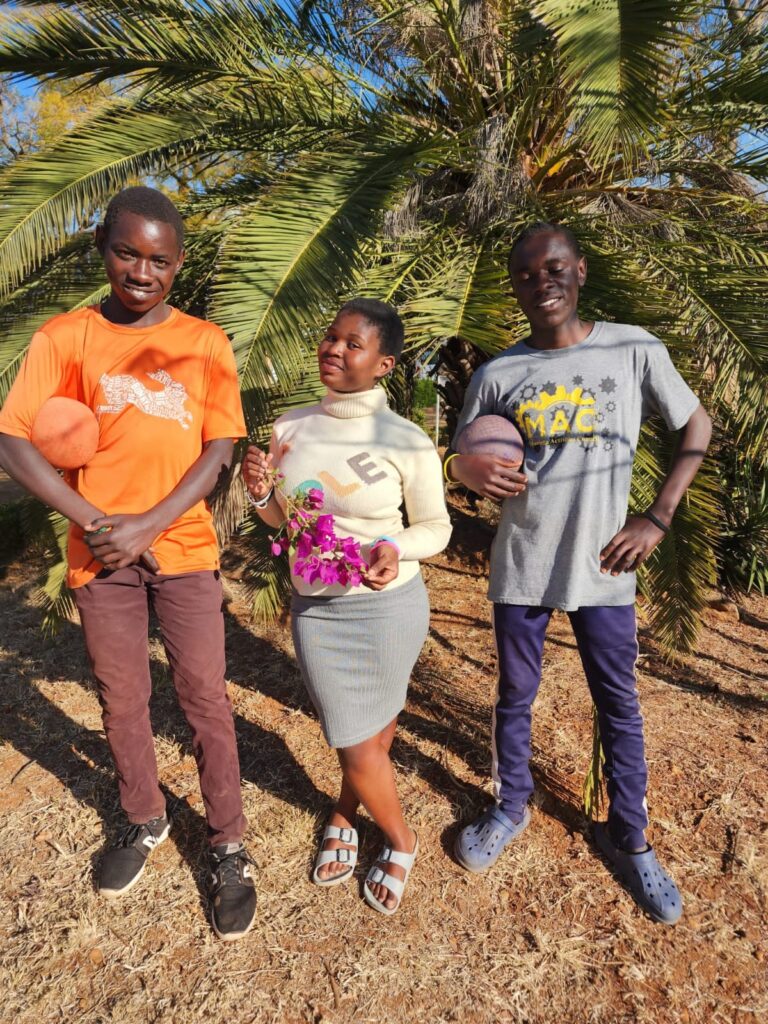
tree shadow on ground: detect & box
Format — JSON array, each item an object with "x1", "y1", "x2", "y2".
[
  {"x1": 711, "y1": 625, "x2": 768, "y2": 657},
  {"x1": 640, "y1": 651, "x2": 768, "y2": 710},
  {"x1": 1, "y1": 564, "x2": 603, "y2": 891},
  {"x1": 0, "y1": 586, "x2": 329, "y2": 916},
  {"x1": 429, "y1": 504, "x2": 494, "y2": 576},
  {"x1": 0, "y1": 590, "x2": 210, "y2": 903}
]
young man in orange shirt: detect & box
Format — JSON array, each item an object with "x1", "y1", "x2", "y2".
[{"x1": 0, "y1": 187, "x2": 256, "y2": 941}]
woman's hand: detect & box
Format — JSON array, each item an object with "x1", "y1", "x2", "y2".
[
  {"x1": 242, "y1": 445, "x2": 274, "y2": 499},
  {"x1": 364, "y1": 542, "x2": 399, "y2": 591}
]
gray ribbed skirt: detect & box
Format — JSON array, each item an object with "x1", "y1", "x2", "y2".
[{"x1": 290, "y1": 573, "x2": 429, "y2": 748}]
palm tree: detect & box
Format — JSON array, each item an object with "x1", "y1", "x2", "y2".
[{"x1": 0, "y1": 0, "x2": 766, "y2": 643}]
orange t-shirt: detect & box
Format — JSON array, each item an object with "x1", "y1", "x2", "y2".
[{"x1": 0, "y1": 305, "x2": 247, "y2": 587}]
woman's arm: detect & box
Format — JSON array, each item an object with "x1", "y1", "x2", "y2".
[{"x1": 388, "y1": 443, "x2": 452, "y2": 560}]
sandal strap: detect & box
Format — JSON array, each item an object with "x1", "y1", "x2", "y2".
[
  {"x1": 322, "y1": 824, "x2": 358, "y2": 846},
  {"x1": 378, "y1": 844, "x2": 417, "y2": 871},
  {"x1": 315, "y1": 847, "x2": 357, "y2": 869},
  {"x1": 366, "y1": 866, "x2": 404, "y2": 902}
]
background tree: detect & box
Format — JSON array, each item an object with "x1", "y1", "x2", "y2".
[{"x1": 0, "y1": 0, "x2": 766, "y2": 641}]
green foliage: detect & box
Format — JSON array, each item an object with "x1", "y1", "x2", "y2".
[
  {"x1": 718, "y1": 444, "x2": 768, "y2": 595},
  {"x1": 0, "y1": 1, "x2": 766, "y2": 645},
  {"x1": 413, "y1": 378, "x2": 437, "y2": 408},
  {"x1": 583, "y1": 705, "x2": 605, "y2": 822},
  {"x1": 238, "y1": 509, "x2": 293, "y2": 624}
]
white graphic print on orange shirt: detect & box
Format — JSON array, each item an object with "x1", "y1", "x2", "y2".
[{"x1": 97, "y1": 369, "x2": 193, "y2": 429}]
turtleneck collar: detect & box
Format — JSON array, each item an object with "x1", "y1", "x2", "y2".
[{"x1": 321, "y1": 387, "x2": 388, "y2": 419}]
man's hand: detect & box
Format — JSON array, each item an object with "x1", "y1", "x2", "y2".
[
  {"x1": 600, "y1": 515, "x2": 666, "y2": 576},
  {"x1": 364, "y1": 542, "x2": 399, "y2": 591},
  {"x1": 449, "y1": 453, "x2": 527, "y2": 501},
  {"x1": 242, "y1": 446, "x2": 274, "y2": 500},
  {"x1": 84, "y1": 513, "x2": 160, "y2": 571}
]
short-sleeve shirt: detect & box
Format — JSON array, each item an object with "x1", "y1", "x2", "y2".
[
  {"x1": 0, "y1": 305, "x2": 246, "y2": 587},
  {"x1": 453, "y1": 321, "x2": 700, "y2": 609}
]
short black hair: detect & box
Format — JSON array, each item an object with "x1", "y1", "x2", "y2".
[
  {"x1": 508, "y1": 221, "x2": 581, "y2": 267},
  {"x1": 103, "y1": 186, "x2": 185, "y2": 248},
  {"x1": 337, "y1": 298, "x2": 405, "y2": 361}
]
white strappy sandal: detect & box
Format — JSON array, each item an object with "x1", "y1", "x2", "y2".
[
  {"x1": 311, "y1": 822, "x2": 359, "y2": 887},
  {"x1": 363, "y1": 835, "x2": 419, "y2": 915}
]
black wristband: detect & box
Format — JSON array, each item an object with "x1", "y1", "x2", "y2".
[{"x1": 642, "y1": 510, "x2": 670, "y2": 534}]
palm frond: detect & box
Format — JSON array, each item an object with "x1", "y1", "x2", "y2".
[
  {"x1": 397, "y1": 233, "x2": 520, "y2": 356},
  {"x1": 15, "y1": 502, "x2": 76, "y2": 634},
  {"x1": 0, "y1": 0, "x2": 365, "y2": 123},
  {"x1": 238, "y1": 510, "x2": 293, "y2": 623},
  {"x1": 0, "y1": 101, "x2": 218, "y2": 295},
  {"x1": 632, "y1": 424, "x2": 719, "y2": 655},
  {"x1": 211, "y1": 135, "x2": 437, "y2": 394},
  {"x1": 582, "y1": 705, "x2": 605, "y2": 821},
  {"x1": 532, "y1": 0, "x2": 701, "y2": 164}
]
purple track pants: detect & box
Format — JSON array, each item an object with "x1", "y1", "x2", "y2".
[{"x1": 492, "y1": 603, "x2": 648, "y2": 851}]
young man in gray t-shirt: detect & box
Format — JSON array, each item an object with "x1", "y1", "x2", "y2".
[{"x1": 446, "y1": 223, "x2": 711, "y2": 924}]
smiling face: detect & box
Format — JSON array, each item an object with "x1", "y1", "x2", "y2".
[
  {"x1": 95, "y1": 211, "x2": 184, "y2": 326},
  {"x1": 317, "y1": 311, "x2": 396, "y2": 393},
  {"x1": 508, "y1": 230, "x2": 586, "y2": 336}
]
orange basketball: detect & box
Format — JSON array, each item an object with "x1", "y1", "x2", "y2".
[{"x1": 31, "y1": 397, "x2": 99, "y2": 470}]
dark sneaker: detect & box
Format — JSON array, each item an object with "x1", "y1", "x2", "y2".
[
  {"x1": 208, "y1": 843, "x2": 257, "y2": 941},
  {"x1": 98, "y1": 813, "x2": 171, "y2": 897},
  {"x1": 594, "y1": 823, "x2": 683, "y2": 924}
]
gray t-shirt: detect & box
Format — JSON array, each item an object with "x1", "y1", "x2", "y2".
[{"x1": 453, "y1": 321, "x2": 700, "y2": 609}]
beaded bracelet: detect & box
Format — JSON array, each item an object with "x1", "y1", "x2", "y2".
[
  {"x1": 245, "y1": 486, "x2": 274, "y2": 510},
  {"x1": 642, "y1": 510, "x2": 670, "y2": 533}
]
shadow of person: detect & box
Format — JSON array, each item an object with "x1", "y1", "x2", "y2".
[
  {"x1": 0, "y1": 596, "x2": 208, "y2": 901},
  {"x1": 220, "y1": 584, "x2": 591, "y2": 847},
  {"x1": 133, "y1": 601, "x2": 334, "y2": 893}
]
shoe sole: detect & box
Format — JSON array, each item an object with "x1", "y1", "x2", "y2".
[
  {"x1": 98, "y1": 822, "x2": 171, "y2": 898},
  {"x1": 211, "y1": 906, "x2": 257, "y2": 942}
]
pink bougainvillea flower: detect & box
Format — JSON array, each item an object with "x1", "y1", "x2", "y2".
[
  {"x1": 296, "y1": 532, "x2": 313, "y2": 558},
  {"x1": 270, "y1": 480, "x2": 369, "y2": 590}
]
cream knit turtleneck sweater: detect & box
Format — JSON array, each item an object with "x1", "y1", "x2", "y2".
[{"x1": 265, "y1": 387, "x2": 451, "y2": 597}]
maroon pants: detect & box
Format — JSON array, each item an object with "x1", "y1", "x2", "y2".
[{"x1": 74, "y1": 565, "x2": 246, "y2": 846}]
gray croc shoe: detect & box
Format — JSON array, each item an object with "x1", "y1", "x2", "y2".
[
  {"x1": 454, "y1": 804, "x2": 531, "y2": 873},
  {"x1": 594, "y1": 823, "x2": 683, "y2": 925}
]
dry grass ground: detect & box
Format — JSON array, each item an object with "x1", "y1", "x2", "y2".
[{"x1": 1, "y1": 501, "x2": 766, "y2": 1024}]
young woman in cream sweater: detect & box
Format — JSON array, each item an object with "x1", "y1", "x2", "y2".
[{"x1": 243, "y1": 299, "x2": 451, "y2": 915}]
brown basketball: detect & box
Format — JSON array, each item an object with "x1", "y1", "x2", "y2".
[
  {"x1": 31, "y1": 397, "x2": 99, "y2": 470},
  {"x1": 456, "y1": 414, "x2": 525, "y2": 468}
]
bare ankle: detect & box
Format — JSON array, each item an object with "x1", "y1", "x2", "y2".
[{"x1": 385, "y1": 825, "x2": 416, "y2": 853}]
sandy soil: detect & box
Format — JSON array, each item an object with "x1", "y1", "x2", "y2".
[{"x1": 0, "y1": 500, "x2": 766, "y2": 1024}]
